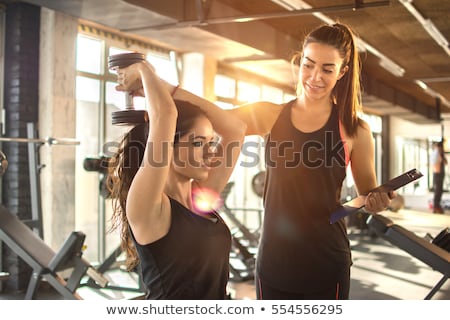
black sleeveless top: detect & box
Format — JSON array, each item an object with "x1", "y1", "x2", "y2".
[
  {"x1": 257, "y1": 100, "x2": 352, "y2": 291},
  {"x1": 133, "y1": 197, "x2": 231, "y2": 299}
]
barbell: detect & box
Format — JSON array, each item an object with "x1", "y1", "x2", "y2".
[{"x1": 0, "y1": 136, "x2": 80, "y2": 145}]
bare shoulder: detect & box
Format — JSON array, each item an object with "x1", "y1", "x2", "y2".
[
  {"x1": 233, "y1": 101, "x2": 284, "y2": 116},
  {"x1": 355, "y1": 118, "x2": 372, "y2": 140},
  {"x1": 127, "y1": 192, "x2": 172, "y2": 245},
  {"x1": 230, "y1": 101, "x2": 287, "y2": 136},
  {"x1": 350, "y1": 117, "x2": 375, "y2": 154},
  {"x1": 341, "y1": 117, "x2": 373, "y2": 157}
]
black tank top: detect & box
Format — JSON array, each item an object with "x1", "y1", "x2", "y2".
[
  {"x1": 133, "y1": 197, "x2": 231, "y2": 299},
  {"x1": 257, "y1": 100, "x2": 352, "y2": 291}
]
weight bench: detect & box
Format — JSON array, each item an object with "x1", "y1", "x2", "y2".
[
  {"x1": 367, "y1": 214, "x2": 450, "y2": 299},
  {"x1": 0, "y1": 205, "x2": 108, "y2": 299}
]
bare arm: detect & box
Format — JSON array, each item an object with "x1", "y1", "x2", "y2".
[
  {"x1": 166, "y1": 80, "x2": 284, "y2": 138},
  {"x1": 117, "y1": 61, "x2": 177, "y2": 244},
  {"x1": 350, "y1": 120, "x2": 391, "y2": 213},
  {"x1": 170, "y1": 86, "x2": 247, "y2": 194},
  {"x1": 228, "y1": 101, "x2": 284, "y2": 137}
]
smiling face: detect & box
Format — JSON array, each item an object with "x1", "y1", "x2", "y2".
[
  {"x1": 298, "y1": 42, "x2": 348, "y2": 102},
  {"x1": 172, "y1": 115, "x2": 216, "y2": 181}
]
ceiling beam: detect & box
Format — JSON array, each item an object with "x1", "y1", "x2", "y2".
[
  {"x1": 125, "y1": 0, "x2": 300, "y2": 61},
  {"x1": 362, "y1": 72, "x2": 443, "y2": 122},
  {"x1": 124, "y1": 1, "x2": 390, "y2": 30}
]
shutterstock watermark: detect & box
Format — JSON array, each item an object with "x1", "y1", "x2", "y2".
[{"x1": 101, "y1": 131, "x2": 346, "y2": 169}]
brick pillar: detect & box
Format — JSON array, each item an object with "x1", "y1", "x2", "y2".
[{"x1": 1, "y1": 2, "x2": 40, "y2": 293}]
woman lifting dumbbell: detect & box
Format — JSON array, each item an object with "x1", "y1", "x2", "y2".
[{"x1": 108, "y1": 57, "x2": 246, "y2": 299}]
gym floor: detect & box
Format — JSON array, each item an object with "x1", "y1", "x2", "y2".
[
  {"x1": 1, "y1": 209, "x2": 449, "y2": 300},
  {"x1": 229, "y1": 209, "x2": 450, "y2": 300}
]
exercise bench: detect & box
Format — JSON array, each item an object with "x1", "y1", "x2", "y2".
[
  {"x1": 0, "y1": 205, "x2": 107, "y2": 299},
  {"x1": 367, "y1": 213, "x2": 450, "y2": 299}
]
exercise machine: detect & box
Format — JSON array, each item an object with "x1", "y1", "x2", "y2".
[
  {"x1": 0, "y1": 206, "x2": 107, "y2": 299},
  {"x1": 0, "y1": 127, "x2": 109, "y2": 298},
  {"x1": 82, "y1": 155, "x2": 146, "y2": 295},
  {"x1": 83, "y1": 245, "x2": 145, "y2": 295},
  {"x1": 219, "y1": 181, "x2": 262, "y2": 282},
  {"x1": 367, "y1": 214, "x2": 450, "y2": 299}
]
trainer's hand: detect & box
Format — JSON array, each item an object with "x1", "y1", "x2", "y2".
[{"x1": 365, "y1": 191, "x2": 395, "y2": 213}]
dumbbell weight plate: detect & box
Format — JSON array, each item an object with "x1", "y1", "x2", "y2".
[
  {"x1": 111, "y1": 110, "x2": 148, "y2": 126},
  {"x1": 108, "y1": 52, "x2": 146, "y2": 69},
  {"x1": 108, "y1": 52, "x2": 147, "y2": 126}
]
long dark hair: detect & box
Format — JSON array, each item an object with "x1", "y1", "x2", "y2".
[
  {"x1": 108, "y1": 99, "x2": 207, "y2": 270},
  {"x1": 292, "y1": 23, "x2": 362, "y2": 137}
]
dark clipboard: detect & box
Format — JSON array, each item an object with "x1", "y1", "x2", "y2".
[{"x1": 330, "y1": 168, "x2": 423, "y2": 224}]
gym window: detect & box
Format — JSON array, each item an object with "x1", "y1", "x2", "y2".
[{"x1": 75, "y1": 24, "x2": 177, "y2": 264}]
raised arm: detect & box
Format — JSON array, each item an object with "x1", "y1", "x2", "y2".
[
  {"x1": 166, "y1": 83, "x2": 288, "y2": 197},
  {"x1": 168, "y1": 86, "x2": 247, "y2": 194},
  {"x1": 116, "y1": 61, "x2": 177, "y2": 244},
  {"x1": 228, "y1": 101, "x2": 284, "y2": 136},
  {"x1": 165, "y1": 82, "x2": 284, "y2": 137}
]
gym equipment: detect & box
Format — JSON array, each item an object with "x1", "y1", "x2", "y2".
[
  {"x1": 367, "y1": 214, "x2": 450, "y2": 299},
  {"x1": 0, "y1": 123, "x2": 80, "y2": 237},
  {"x1": 108, "y1": 52, "x2": 147, "y2": 126},
  {"x1": 432, "y1": 228, "x2": 450, "y2": 252},
  {"x1": 0, "y1": 124, "x2": 80, "y2": 290},
  {"x1": 330, "y1": 168, "x2": 423, "y2": 223},
  {"x1": 251, "y1": 171, "x2": 266, "y2": 198},
  {"x1": 0, "y1": 206, "x2": 108, "y2": 299},
  {"x1": 83, "y1": 156, "x2": 110, "y2": 174},
  {"x1": 83, "y1": 155, "x2": 113, "y2": 198},
  {"x1": 219, "y1": 182, "x2": 262, "y2": 282},
  {"x1": 0, "y1": 150, "x2": 8, "y2": 177},
  {"x1": 0, "y1": 151, "x2": 9, "y2": 288},
  {"x1": 84, "y1": 246, "x2": 145, "y2": 294},
  {"x1": 0, "y1": 136, "x2": 80, "y2": 145},
  {"x1": 0, "y1": 272, "x2": 8, "y2": 281},
  {"x1": 220, "y1": 182, "x2": 261, "y2": 246}
]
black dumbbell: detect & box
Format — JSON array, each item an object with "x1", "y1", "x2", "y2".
[{"x1": 108, "y1": 52, "x2": 148, "y2": 126}]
